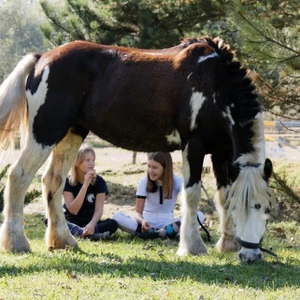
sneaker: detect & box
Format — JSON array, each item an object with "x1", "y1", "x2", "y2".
[
  {"x1": 165, "y1": 225, "x2": 174, "y2": 236},
  {"x1": 89, "y1": 231, "x2": 111, "y2": 241}
]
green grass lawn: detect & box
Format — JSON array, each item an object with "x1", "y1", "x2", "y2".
[
  {"x1": 0, "y1": 214, "x2": 299, "y2": 300},
  {"x1": 1, "y1": 148, "x2": 299, "y2": 299}
]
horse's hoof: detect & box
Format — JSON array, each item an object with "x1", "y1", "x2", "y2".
[
  {"x1": 176, "y1": 245, "x2": 207, "y2": 256},
  {"x1": 0, "y1": 237, "x2": 31, "y2": 253},
  {"x1": 0, "y1": 226, "x2": 31, "y2": 253},
  {"x1": 47, "y1": 235, "x2": 78, "y2": 250},
  {"x1": 216, "y1": 235, "x2": 239, "y2": 252},
  {"x1": 176, "y1": 247, "x2": 189, "y2": 256}
]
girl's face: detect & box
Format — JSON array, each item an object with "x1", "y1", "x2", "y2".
[
  {"x1": 148, "y1": 159, "x2": 164, "y2": 181},
  {"x1": 77, "y1": 152, "x2": 95, "y2": 174}
]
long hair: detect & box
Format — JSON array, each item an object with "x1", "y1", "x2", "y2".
[
  {"x1": 69, "y1": 144, "x2": 96, "y2": 186},
  {"x1": 146, "y1": 152, "x2": 173, "y2": 199}
]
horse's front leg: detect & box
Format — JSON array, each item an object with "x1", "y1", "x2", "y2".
[
  {"x1": 177, "y1": 141, "x2": 207, "y2": 256},
  {"x1": 214, "y1": 187, "x2": 239, "y2": 252},
  {"x1": 43, "y1": 132, "x2": 83, "y2": 250},
  {"x1": 211, "y1": 152, "x2": 239, "y2": 252}
]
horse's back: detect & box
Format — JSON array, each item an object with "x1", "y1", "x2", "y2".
[{"x1": 25, "y1": 39, "x2": 220, "y2": 151}]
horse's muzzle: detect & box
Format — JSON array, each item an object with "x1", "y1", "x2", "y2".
[{"x1": 239, "y1": 249, "x2": 262, "y2": 263}]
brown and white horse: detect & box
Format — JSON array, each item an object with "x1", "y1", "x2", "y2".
[{"x1": 0, "y1": 37, "x2": 274, "y2": 262}]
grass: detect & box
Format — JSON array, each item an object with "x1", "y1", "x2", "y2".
[
  {"x1": 0, "y1": 213, "x2": 299, "y2": 299},
  {"x1": 0, "y1": 148, "x2": 300, "y2": 299}
]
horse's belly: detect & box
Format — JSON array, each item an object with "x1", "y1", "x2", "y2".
[{"x1": 88, "y1": 123, "x2": 181, "y2": 153}]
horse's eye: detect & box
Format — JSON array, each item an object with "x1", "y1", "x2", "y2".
[
  {"x1": 254, "y1": 204, "x2": 261, "y2": 210},
  {"x1": 265, "y1": 208, "x2": 271, "y2": 214}
]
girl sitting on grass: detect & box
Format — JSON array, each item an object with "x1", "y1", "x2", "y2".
[
  {"x1": 62, "y1": 144, "x2": 118, "y2": 241},
  {"x1": 113, "y1": 152, "x2": 205, "y2": 239}
]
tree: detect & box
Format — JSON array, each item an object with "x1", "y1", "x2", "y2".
[
  {"x1": 223, "y1": 0, "x2": 300, "y2": 121},
  {"x1": 0, "y1": 0, "x2": 49, "y2": 83},
  {"x1": 40, "y1": 0, "x2": 226, "y2": 48}
]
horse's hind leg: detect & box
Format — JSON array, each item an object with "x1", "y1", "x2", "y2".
[
  {"x1": 43, "y1": 130, "x2": 84, "y2": 250},
  {"x1": 177, "y1": 140, "x2": 207, "y2": 256},
  {"x1": 0, "y1": 143, "x2": 52, "y2": 252}
]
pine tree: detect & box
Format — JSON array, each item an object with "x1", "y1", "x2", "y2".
[
  {"x1": 40, "y1": 0, "x2": 225, "y2": 48},
  {"x1": 224, "y1": 0, "x2": 300, "y2": 121}
]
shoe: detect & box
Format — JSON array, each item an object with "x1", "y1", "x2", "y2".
[
  {"x1": 89, "y1": 231, "x2": 111, "y2": 241},
  {"x1": 135, "y1": 231, "x2": 160, "y2": 240},
  {"x1": 165, "y1": 225, "x2": 174, "y2": 236}
]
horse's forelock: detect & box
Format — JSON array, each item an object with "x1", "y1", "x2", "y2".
[{"x1": 227, "y1": 166, "x2": 273, "y2": 221}]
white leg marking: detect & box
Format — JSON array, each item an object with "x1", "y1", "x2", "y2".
[
  {"x1": 0, "y1": 141, "x2": 52, "y2": 252},
  {"x1": 177, "y1": 183, "x2": 207, "y2": 256},
  {"x1": 215, "y1": 186, "x2": 238, "y2": 253},
  {"x1": 177, "y1": 145, "x2": 207, "y2": 256}
]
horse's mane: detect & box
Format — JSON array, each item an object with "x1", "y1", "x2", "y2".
[{"x1": 180, "y1": 36, "x2": 234, "y2": 64}]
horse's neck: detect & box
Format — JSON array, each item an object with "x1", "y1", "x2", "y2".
[{"x1": 231, "y1": 112, "x2": 266, "y2": 165}]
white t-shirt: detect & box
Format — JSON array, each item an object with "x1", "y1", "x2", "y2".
[{"x1": 136, "y1": 175, "x2": 182, "y2": 228}]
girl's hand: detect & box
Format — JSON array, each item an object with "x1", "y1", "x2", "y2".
[
  {"x1": 82, "y1": 223, "x2": 95, "y2": 237},
  {"x1": 83, "y1": 169, "x2": 96, "y2": 186},
  {"x1": 142, "y1": 220, "x2": 151, "y2": 231}
]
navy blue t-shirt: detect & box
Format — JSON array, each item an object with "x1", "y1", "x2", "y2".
[{"x1": 63, "y1": 175, "x2": 108, "y2": 227}]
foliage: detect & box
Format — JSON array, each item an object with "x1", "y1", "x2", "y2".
[
  {"x1": 0, "y1": 0, "x2": 49, "y2": 83},
  {"x1": 270, "y1": 162, "x2": 300, "y2": 222},
  {"x1": 272, "y1": 171, "x2": 300, "y2": 205},
  {"x1": 40, "y1": 0, "x2": 225, "y2": 48},
  {"x1": 40, "y1": 0, "x2": 300, "y2": 122},
  {"x1": 223, "y1": 0, "x2": 300, "y2": 121},
  {"x1": 0, "y1": 165, "x2": 41, "y2": 212}
]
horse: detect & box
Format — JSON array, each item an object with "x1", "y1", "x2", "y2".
[{"x1": 0, "y1": 36, "x2": 274, "y2": 262}]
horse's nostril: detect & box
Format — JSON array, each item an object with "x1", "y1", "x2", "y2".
[
  {"x1": 256, "y1": 253, "x2": 262, "y2": 260},
  {"x1": 239, "y1": 253, "x2": 244, "y2": 260}
]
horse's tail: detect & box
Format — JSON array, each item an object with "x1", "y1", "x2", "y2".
[{"x1": 0, "y1": 53, "x2": 40, "y2": 149}]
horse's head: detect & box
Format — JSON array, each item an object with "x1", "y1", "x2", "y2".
[{"x1": 226, "y1": 158, "x2": 274, "y2": 263}]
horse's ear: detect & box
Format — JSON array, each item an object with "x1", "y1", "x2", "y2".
[
  {"x1": 224, "y1": 162, "x2": 239, "y2": 183},
  {"x1": 264, "y1": 158, "x2": 273, "y2": 179}
]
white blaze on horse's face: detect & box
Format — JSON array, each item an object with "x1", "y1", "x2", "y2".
[
  {"x1": 228, "y1": 160, "x2": 273, "y2": 263},
  {"x1": 189, "y1": 91, "x2": 206, "y2": 130},
  {"x1": 232, "y1": 206, "x2": 268, "y2": 262}
]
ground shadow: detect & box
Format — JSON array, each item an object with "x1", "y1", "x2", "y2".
[{"x1": 1, "y1": 243, "x2": 299, "y2": 290}]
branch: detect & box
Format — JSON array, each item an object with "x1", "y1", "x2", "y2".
[{"x1": 236, "y1": 10, "x2": 299, "y2": 55}]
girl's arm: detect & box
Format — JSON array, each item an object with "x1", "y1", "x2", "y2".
[
  {"x1": 135, "y1": 198, "x2": 151, "y2": 231},
  {"x1": 82, "y1": 192, "x2": 105, "y2": 236},
  {"x1": 63, "y1": 187, "x2": 87, "y2": 215},
  {"x1": 63, "y1": 169, "x2": 96, "y2": 215}
]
